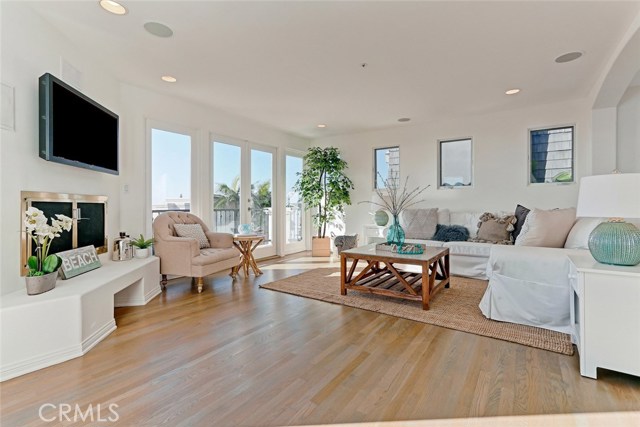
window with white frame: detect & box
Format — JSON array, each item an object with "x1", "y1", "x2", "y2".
[
  {"x1": 151, "y1": 128, "x2": 192, "y2": 221},
  {"x1": 529, "y1": 126, "x2": 574, "y2": 184},
  {"x1": 439, "y1": 138, "x2": 472, "y2": 188},
  {"x1": 374, "y1": 146, "x2": 400, "y2": 189}
]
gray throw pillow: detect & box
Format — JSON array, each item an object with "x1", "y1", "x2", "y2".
[
  {"x1": 400, "y1": 208, "x2": 438, "y2": 239},
  {"x1": 512, "y1": 204, "x2": 530, "y2": 241}
]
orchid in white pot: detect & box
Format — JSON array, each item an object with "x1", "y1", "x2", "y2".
[{"x1": 24, "y1": 207, "x2": 72, "y2": 277}]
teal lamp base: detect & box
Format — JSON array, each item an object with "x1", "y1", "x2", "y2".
[{"x1": 588, "y1": 221, "x2": 640, "y2": 266}]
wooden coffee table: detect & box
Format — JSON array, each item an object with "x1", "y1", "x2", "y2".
[{"x1": 340, "y1": 243, "x2": 450, "y2": 310}]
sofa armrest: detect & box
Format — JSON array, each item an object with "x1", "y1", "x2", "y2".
[
  {"x1": 205, "y1": 231, "x2": 234, "y2": 248},
  {"x1": 157, "y1": 235, "x2": 200, "y2": 257}
]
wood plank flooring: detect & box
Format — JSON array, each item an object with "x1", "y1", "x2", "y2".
[{"x1": 1, "y1": 253, "x2": 639, "y2": 426}]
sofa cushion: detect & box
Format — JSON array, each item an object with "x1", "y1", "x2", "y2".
[
  {"x1": 437, "y1": 208, "x2": 450, "y2": 225},
  {"x1": 433, "y1": 224, "x2": 470, "y2": 242},
  {"x1": 515, "y1": 207, "x2": 576, "y2": 248},
  {"x1": 444, "y1": 241, "x2": 493, "y2": 257},
  {"x1": 512, "y1": 204, "x2": 530, "y2": 241},
  {"x1": 564, "y1": 217, "x2": 604, "y2": 249},
  {"x1": 173, "y1": 223, "x2": 211, "y2": 249},
  {"x1": 449, "y1": 211, "x2": 485, "y2": 238},
  {"x1": 469, "y1": 212, "x2": 516, "y2": 244},
  {"x1": 400, "y1": 208, "x2": 438, "y2": 239},
  {"x1": 193, "y1": 247, "x2": 238, "y2": 266}
]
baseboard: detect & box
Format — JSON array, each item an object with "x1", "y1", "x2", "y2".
[
  {"x1": 0, "y1": 345, "x2": 83, "y2": 382},
  {"x1": 114, "y1": 285, "x2": 162, "y2": 307},
  {"x1": 82, "y1": 320, "x2": 116, "y2": 353}
]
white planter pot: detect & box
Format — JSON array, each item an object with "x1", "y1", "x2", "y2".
[{"x1": 134, "y1": 248, "x2": 150, "y2": 259}]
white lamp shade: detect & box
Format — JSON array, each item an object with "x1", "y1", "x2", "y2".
[{"x1": 576, "y1": 173, "x2": 640, "y2": 219}]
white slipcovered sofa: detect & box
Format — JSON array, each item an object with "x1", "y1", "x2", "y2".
[{"x1": 384, "y1": 207, "x2": 597, "y2": 334}]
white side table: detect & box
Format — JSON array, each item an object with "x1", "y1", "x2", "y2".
[
  {"x1": 362, "y1": 224, "x2": 386, "y2": 244},
  {"x1": 568, "y1": 253, "x2": 640, "y2": 379}
]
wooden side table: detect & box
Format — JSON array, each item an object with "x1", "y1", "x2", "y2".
[{"x1": 231, "y1": 235, "x2": 264, "y2": 279}]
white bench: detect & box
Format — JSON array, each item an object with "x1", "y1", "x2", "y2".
[{"x1": 0, "y1": 256, "x2": 160, "y2": 381}]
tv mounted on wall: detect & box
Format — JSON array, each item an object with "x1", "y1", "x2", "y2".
[{"x1": 39, "y1": 73, "x2": 119, "y2": 175}]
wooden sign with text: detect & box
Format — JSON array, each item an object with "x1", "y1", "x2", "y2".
[{"x1": 57, "y1": 245, "x2": 102, "y2": 279}]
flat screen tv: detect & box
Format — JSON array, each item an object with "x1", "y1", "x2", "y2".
[{"x1": 39, "y1": 73, "x2": 119, "y2": 175}]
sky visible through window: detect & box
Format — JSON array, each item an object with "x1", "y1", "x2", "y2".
[
  {"x1": 152, "y1": 129, "x2": 191, "y2": 206},
  {"x1": 153, "y1": 131, "x2": 301, "y2": 208}
]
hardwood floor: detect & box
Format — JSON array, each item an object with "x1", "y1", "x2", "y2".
[{"x1": 1, "y1": 253, "x2": 639, "y2": 426}]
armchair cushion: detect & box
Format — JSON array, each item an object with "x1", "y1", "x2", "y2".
[{"x1": 173, "y1": 223, "x2": 210, "y2": 248}]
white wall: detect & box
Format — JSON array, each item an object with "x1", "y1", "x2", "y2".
[
  {"x1": 617, "y1": 84, "x2": 640, "y2": 173},
  {"x1": 0, "y1": 3, "x2": 309, "y2": 295},
  {"x1": 313, "y1": 99, "x2": 592, "y2": 235},
  {"x1": 118, "y1": 83, "x2": 310, "y2": 242},
  {"x1": 1, "y1": 2, "x2": 121, "y2": 295}
]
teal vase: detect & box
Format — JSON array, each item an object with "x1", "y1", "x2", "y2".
[
  {"x1": 386, "y1": 214, "x2": 405, "y2": 246},
  {"x1": 374, "y1": 210, "x2": 389, "y2": 226},
  {"x1": 588, "y1": 221, "x2": 640, "y2": 266}
]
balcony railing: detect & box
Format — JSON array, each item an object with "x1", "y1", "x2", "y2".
[{"x1": 152, "y1": 205, "x2": 303, "y2": 245}]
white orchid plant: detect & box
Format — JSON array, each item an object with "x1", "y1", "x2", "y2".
[{"x1": 24, "y1": 207, "x2": 73, "y2": 277}]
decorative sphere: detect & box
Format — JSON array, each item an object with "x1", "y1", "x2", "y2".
[{"x1": 374, "y1": 210, "x2": 389, "y2": 226}]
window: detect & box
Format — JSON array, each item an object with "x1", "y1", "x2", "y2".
[
  {"x1": 151, "y1": 128, "x2": 192, "y2": 220},
  {"x1": 529, "y1": 126, "x2": 574, "y2": 184},
  {"x1": 374, "y1": 146, "x2": 400, "y2": 189},
  {"x1": 439, "y1": 138, "x2": 472, "y2": 188}
]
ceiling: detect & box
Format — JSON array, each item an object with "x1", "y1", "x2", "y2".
[{"x1": 25, "y1": 1, "x2": 640, "y2": 139}]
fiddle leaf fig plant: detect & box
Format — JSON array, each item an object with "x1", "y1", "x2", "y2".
[{"x1": 293, "y1": 146, "x2": 354, "y2": 238}]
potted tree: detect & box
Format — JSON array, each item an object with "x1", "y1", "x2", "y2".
[{"x1": 293, "y1": 146, "x2": 354, "y2": 256}]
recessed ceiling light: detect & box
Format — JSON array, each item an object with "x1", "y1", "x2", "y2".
[
  {"x1": 555, "y1": 51, "x2": 583, "y2": 63},
  {"x1": 317, "y1": 124, "x2": 327, "y2": 128},
  {"x1": 161, "y1": 75, "x2": 177, "y2": 83},
  {"x1": 505, "y1": 88, "x2": 521, "y2": 95},
  {"x1": 144, "y1": 22, "x2": 174, "y2": 38},
  {"x1": 397, "y1": 118, "x2": 411, "y2": 122},
  {"x1": 99, "y1": 0, "x2": 127, "y2": 15}
]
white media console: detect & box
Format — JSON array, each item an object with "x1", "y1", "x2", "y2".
[{"x1": 0, "y1": 255, "x2": 161, "y2": 381}]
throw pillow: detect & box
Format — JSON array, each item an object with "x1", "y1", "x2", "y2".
[
  {"x1": 432, "y1": 224, "x2": 470, "y2": 242},
  {"x1": 469, "y1": 212, "x2": 516, "y2": 245},
  {"x1": 512, "y1": 204, "x2": 530, "y2": 241},
  {"x1": 564, "y1": 217, "x2": 604, "y2": 249},
  {"x1": 173, "y1": 223, "x2": 210, "y2": 249},
  {"x1": 400, "y1": 208, "x2": 438, "y2": 239},
  {"x1": 515, "y1": 207, "x2": 576, "y2": 248}
]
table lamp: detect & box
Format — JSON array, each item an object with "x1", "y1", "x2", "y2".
[{"x1": 576, "y1": 173, "x2": 640, "y2": 266}]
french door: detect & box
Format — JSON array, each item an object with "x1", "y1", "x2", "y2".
[
  {"x1": 212, "y1": 137, "x2": 276, "y2": 259},
  {"x1": 284, "y1": 152, "x2": 306, "y2": 254}
]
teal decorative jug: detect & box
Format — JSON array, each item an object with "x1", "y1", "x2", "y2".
[{"x1": 386, "y1": 214, "x2": 405, "y2": 246}]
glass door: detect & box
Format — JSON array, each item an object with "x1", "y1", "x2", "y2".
[
  {"x1": 249, "y1": 145, "x2": 276, "y2": 258},
  {"x1": 212, "y1": 141, "x2": 242, "y2": 234},
  {"x1": 284, "y1": 153, "x2": 306, "y2": 254},
  {"x1": 212, "y1": 138, "x2": 277, "y2": 259}
]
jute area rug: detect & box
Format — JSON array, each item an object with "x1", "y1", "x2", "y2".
[{"x1": 259, "y1": 268, "x2": 574, "y2": 356}]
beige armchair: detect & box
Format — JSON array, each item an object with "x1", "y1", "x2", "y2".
[{"x1": 152, "y1": 211, "x2": 239, "y2": 293}]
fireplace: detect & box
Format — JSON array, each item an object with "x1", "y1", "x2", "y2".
[{"x1": 20, "y1": 191, "x2": 108, "y2": 275}]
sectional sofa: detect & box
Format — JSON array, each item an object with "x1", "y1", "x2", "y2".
[{"x1": 385, "y1": 207, "x2": 600, "y2": 335}]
